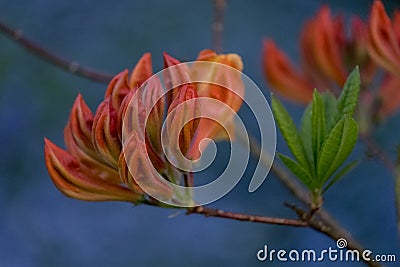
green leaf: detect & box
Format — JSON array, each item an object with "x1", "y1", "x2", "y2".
[
  {"x1": 311, "y1": 90, "x2": 326, "y2": 166},
  {"x1": 317, "y1": 116, "x2": 358, "y2": 185},
  {"x1": 300, "y1": 103, "x2": 313, "y2": 169},
  {"x1": 322, "y1": 160, "x2": 359, "y2": 193},
  {"x1": 336, "y1": 66, "x2": 361, "y2": 118},
  {"x1": 271, "y1": 95, "x2": 311, "y2": 171},
  {"x1": 321, "y1": 92, "x2": 338, "y2": 133},
  {"x1": 278, "y1": 153, "x2": 314, "y2": 189}
]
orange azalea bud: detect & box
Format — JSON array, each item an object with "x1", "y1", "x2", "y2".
[
  {"x1": 263, "y1": 39, "x2": 313, "y2": 104},
  {"x1": 368, "y1": 0, "x2": 400, "y2": 78},
  {"x1": 105, "y1": 70, "x2": 130, "y2": 112},
  {"x1": 178, "y1": 50, "x2": 242, "y2": 159},
  {"x1": 189, "y1": 49, "x2": 245, "y2": 159},
  {"x1": 197, "y1": 49, "x2": 243, "y2": 70},
  {"x1": 120, "y1": 132, "x2": 173, "y2": 200},
  {"x1": 107, "y1": 54, "x2": 153, "y2": 138},
  {"x1": 194, "y1": 49, "x2": 244, "y2": 106},
  {"x1": 92, "y1": 98, "x2": 121, "y2": 167},
  {"x1": 194, "y1": 49, "x2": 244, "y2": 115},
  {"x1": 46, "y1": 53, "x2": 175, "y2": 204},
  {"x1": 163, "y1": 52, "x2": 191, "y2": 107},
  {"x1": 118, "y1": 84, "x2": 147, "y2": 142},
  {"x1": 167, "y1": 84, "x2": 199, "y2": 157},
  {"x1": 44, "y1": 138, "x2": 144, "y2": 203},
  {"x1": 64, "y1": 94, "x2": 119, "y2": 183},
  {"x1": 143, "y1": 77, "x2": 165, "y2": 153},
  {"x1": 118, "y1": 80, "x2": 166, "y2": 171},
  {"x1": 301, "y1": 6, "x2": 347, "y2": 86},
  {"x1": 263, "y1": 6, "x2": 373, "y2": 105},
  {"x1": 45, "y1": 51, "x2": 247, "y2": 205},
  {"x1": 129, "y1": 53, "x2": 153, "y2": 89}
]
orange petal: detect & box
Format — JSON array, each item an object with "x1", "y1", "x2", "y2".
[
  {"x1": 64, "y1": 95, "x2": 119, "y2": 183},
  {"x1": 163, "y1": 52, "x2": 191, "y2": 107},
  {"x1": 167, "y1": 84, "x2": 200, "y2": 156},
  {"x1": 64, "y1": 94, "x2": 94, "y2": 154},
  {"x1": 196, "y1": 49, "x2": 218, "y2": 60},
  {"x1": 190, "y1": 52, "x2": 245, "y2": 155},
  {"x1": 121, "y1": 132, "x2": 173, "y2": 201},
  {"x1": 44, "y1": 138, "x2": 143, "y2": 203},
  {"x1": 118, "y1": 88, "x2": 146, "y2": 142},
  {"x1": 263, "y1": 39, "x2": 313, "y2": 104},
  {"x1": 119, "y1": 134, "x2": 166, "y2": 191},
  {"x1": 142, "y1": 77, "x2": 165, "y2": 153},
  {"x1": 119, "y1": 77, "x2": 167, "y2": 171},
  {"x1": 105, "y1": 70, "x2": 131, "y2": 111},
  {"x1": 65, "y1": 125, "x2": 119, "y2": 183},
  {"x1": 196, "y1": 49, "x2": 244, "y2": 71},
  {"x1": 118, "y1": 151, "x2": 145, "y2": 195},
  {"x1": 368, "y1": 0, "x2": 400, "y2": 77},
  {"x1": 194, "y1": 53, "x2": 244, "y2": 112},
  {"x1": 129, "y1": 53, "x2": 153, "y2": 89},
  {"x1": 92, "y1": 98, "x2": 122, "y2": 167},
  {"x1": 308, "y1": 6, "x2": 347, "y2": 85},
  {"x1": 193, "y1": 50, "x2": 244, "y2": 101}
]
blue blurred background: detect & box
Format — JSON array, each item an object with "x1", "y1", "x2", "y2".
[{"x1": 0, "y1": 0, "x2": 399, "y2": 266}]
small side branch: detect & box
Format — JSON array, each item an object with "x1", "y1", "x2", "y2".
[
  {"x1": 187, "y1": 206, "x2": 307, "y2": 227},
  {"x1": 0, "y1": 20, "x2": 114, "y2": 83},
  {"x1": 284, "y1": 203, "x2": 382, "y2": 267}
]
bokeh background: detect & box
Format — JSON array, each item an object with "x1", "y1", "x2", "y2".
[{"x1": 1, "y1": 0, "x2": 399, "y2": 266}]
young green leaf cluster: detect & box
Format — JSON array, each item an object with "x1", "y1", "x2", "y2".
[{"x1": 271, "y1": 67, "x2": 361, "y2": 206}]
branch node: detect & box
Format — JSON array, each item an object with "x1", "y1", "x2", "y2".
[
  {"x1": 195, "y1": 206, "x2": 204, "y2": 213},
  {"x1": 69, "y1": 61, "x2": 80, "y2": 72},
  {"x1": 13, "y1": 29, "x2": 23, "y2": 40}
]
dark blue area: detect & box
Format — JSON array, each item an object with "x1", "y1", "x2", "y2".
[{"x1": 0, "y1": 1, "x2": 399, "y2": 266}]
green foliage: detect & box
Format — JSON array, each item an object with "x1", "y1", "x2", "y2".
[
  {"x1": 272, "y1": 67, "x2": 360, "y2": 203},
  {"x1": 311, "y1": 90, "x2": 326, "y2": 171},
  {"x1": 271, "y1": 95, "x2": 311, "y2": 171},
  {"x1": 336, "y1": 67, "x2": 361, "y2": 117},
  {"x1": 317, "y1": 116, "x2": 358, "y2": 185}
]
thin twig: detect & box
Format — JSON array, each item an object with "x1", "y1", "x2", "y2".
[
  {"x1": 270, "y1": 160, "x2": 353, "y2": 243},
  {"x1": 284, "y1": 203, "x2": 381, "y2": 267},
  {"x1": 187, "y1": 206, "x2": 307, "y2": 227},
  {"x1": 0, "y1": 20, "x2": 114, "y2": 83},
  {"x1": 188, "y1": 203, "x2": 379, "y2": 266},
  {"x1": 212, "y1": 0, "x2": 226, "y2": 53}
]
